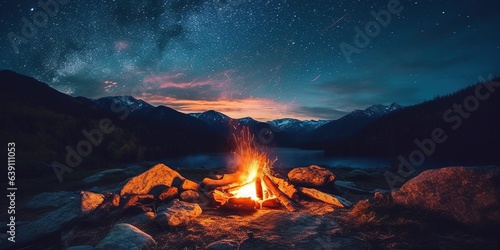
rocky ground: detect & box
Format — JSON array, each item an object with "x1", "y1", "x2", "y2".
[{"x1": 1, "y1": 164, "x2": 499, "y2": 249}]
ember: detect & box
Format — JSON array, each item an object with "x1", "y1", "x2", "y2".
[
  {"x1": 202, "y1": 128, "x2": 299, "y2": 211},
  {"x1": 229, "y1": 128, "x2": 273, "y2": 200}
]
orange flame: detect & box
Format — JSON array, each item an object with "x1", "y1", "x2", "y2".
[{"x1": 229, "y1": 128, "x2": 274, "y2": 200}]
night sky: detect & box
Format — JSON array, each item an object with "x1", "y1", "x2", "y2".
[{"x1": 1, "y1": 0, "x2": 499, "y2": 121}]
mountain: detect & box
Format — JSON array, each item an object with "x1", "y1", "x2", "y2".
[
  {"x1": 79, "y1": 96, "x2": 153, "y2": 114},
  {"x1": 267, "y1": 118, "x2": 330, "y2": 134},
  {"x1": 301, "y1": 103, "x2": 403, "y2": 149},
  {"x1": 0, "y1": 70, "x2": 228, "y2": 177},
  {"x1": 188, "y1": 110, "x2": 271, "y2": 140},
  {"x1": 189, "y1": 111, "x2": 332, "y2": 146},
  {"x1": 324, "y1": 79, "x2": 500, "y2": 165}
]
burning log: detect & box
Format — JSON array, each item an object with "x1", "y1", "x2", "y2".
[
  {"x1": 261, "y1": 198, "x2": 281, "y2": 208},
  {"x1": 262, "y1": 175, "x2": 297, "y2": 212},
  {"x1": 255, "y1": 177, "x2": 263, "y2": 200},
  {"x1": 268, "y1": 175, "x2": 299, "y2": 201},
  {"x1": 202, "y1": 172, "x2": 242, "y2": 188},
  {"x1": 210, "y1": 189, "x2": 230, "y2": 206},
  {"x1": 222, "y1": 198, "x2": 258, "y2": 210}
]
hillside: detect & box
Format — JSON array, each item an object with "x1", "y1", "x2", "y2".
[
  {"x1": 324, "y1": 78, "x2": 500, "y2": 165},
  {"x1": 0, "y1": 70, "x2": 228, "y2": 177}
]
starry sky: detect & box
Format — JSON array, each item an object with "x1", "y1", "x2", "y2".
[{"x1": 1, "y1": 0, "x2": 499, "y2": 121}]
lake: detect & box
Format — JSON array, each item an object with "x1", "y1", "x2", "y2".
[{"x1": 161, "y1": 148, "x2": 390, "y2": 170}]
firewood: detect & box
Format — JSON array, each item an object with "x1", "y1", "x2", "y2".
[
  {"x1": 261, "y1": 198, "x2": 280, "y2": 208},
  {"x1": 202, "y1": 172, "x2": 242, "y2": 188},
  {"x1": 181, "y1": 179, "x2": 201, "y2": 191},
  {"x1": 262, "y1": 175, "x2": 297, "y2": 212},
  {"x1": 211, "y1": 189, "x2": 230, "y2": 205},
  {"x1": 255, "y1": 177, "x2": 263, "y2": 200},
  {"x1": 298, "y1": 187, "x2": 352, "y2": 208},
  {"x1": 221, "y1": 197, "x2": 257, "y2": 210},
  {"x1": 268, "y1": 175, "x2": 299, "y2": 201}
]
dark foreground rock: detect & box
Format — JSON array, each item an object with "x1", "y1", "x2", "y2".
[
  {"x1": 288, "y1": 165, "x2": 336, "y2": 187},
  {"x1": 392, "y1": 166, "x2": 500, "y2": 225},
  {"x1": 95, "y1": 223, "x2": 156, "y2": 250},
  {"x1": 16, "y1": 200, "x2": 83, "y2": 245}
]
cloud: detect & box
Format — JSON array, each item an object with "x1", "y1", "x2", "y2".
[
  {"x1": 139, "y1": 70, "x2": 238, "y2": 100},
  {"x1": 138, "y1": 94, "x2": 322, "y2": 121},
  {"x1": 311, "y1": 74, "x2": 421, "y2": 109}
]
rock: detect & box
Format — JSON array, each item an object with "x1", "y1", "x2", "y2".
[
  {"x1": 123, "y1": 194, "x2": 155, "y2": 209},
  {"x1": 155, "y1": 199, "x2": 202, "y2": 226},
  {"x1": 25, "y1": 191, "x2": 79, "y2": 209},
  {"x1": 120, "y1": 212, "x2": 155, "y2": 227},
  {"x1": 159, "y1": 187, "x2": 179, "y2": 201},
  {"x1": 206, "y1": 240, "x2": 239, "y2": 250},
  {"x1": 66, "y1": 245, "x2": 95, "y2": 250},
  {"x1": 95, "y1": 223, "x2": 156, "y2": 250},
  {"x1": 288, "y1": 165, "x2": 335, "y2": 187},
  {"x1": 80, "y1": 191, "x2": 105, "y2": 213},
  {"x1": 299, "y1": 187, "x2": 352, "y2": 208},
  {"x1": 268, "y1": 176, "x2": 299, "y2": 200},
  {"x1": 180, "y1": 190, "x2": 200, "y2": 202},
  {"x1": 120, "y1": 163, "x2": 199, "y2": 196},
  {"x1": 391, "y1": 166, "x2": 500, "y2": 225},
  {"x1": 373, "y1": 192, "x2": 386, "y2": 203},
  {"x1": 16, "y1": 200, "x2": 83, "y2": 245},
  {"x1": 112, "y1": 194, "x2": 121, "y2": 207}
]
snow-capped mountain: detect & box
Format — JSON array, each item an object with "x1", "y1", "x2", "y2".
[
  {"x1": 349, "y1": 103, "x2": 402, "y2": 118},
  {"x1": 88, "y1": 96, "x2": 153, "y2": 113},
  {"x1": 193, "y1": 110, "x2": 232, "y2": 128},
  {"x1": 303, "y1": 103, "x2": 403, "y2": 148},
  {"x1": 267, "y1": 118, "x2": 330, "y2": 133}
]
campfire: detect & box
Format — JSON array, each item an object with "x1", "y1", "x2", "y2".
[{"x1": 202, "y1": 128, "x2": 296, "y2": 211}]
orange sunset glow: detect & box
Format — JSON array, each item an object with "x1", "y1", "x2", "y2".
[{"x1": 139, "y1": 94, "x2": 317, "y2": 121}]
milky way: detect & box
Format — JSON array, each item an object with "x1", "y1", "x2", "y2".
[{"x1": 0, "y1": 0, "x2": 499, "y2": 120}]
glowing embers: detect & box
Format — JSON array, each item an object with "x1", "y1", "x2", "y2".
[{"x1": 202, "y1": 128, "x2": 296, "y2": 211}]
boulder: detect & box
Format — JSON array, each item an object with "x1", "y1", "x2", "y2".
[
  {"x1": 155, "y1": 199, "x2": 202, "y2": 227},
  {"x1": 95, "y1": 223, "x2": 156, "y2": 250},
  {"x1": 180, "y1": 190, "x2": 200, "y2": 203},
  {"x1": 120, "y1": 163, "x2": 200, "y2": 196},
  {"x1": 16, "y1": 200, "x2": 82, "y2": 245},
  {"x1": 288, "y1": 165, "x2": 335, "y2": 187},
  {"x1": 80, "y1": 191, "x2": 105, "y2": 213},
  {"x1": 391, "y1": 166, "x2": 500, "y2": 225},
  {"x1": 25, "y1": 191, "x2": 79, "y2": 209}
]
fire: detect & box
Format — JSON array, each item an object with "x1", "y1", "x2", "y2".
[{"x1": 229, "y1": 128, "x2": 274, "y2": 201}]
